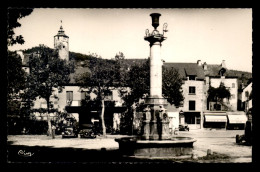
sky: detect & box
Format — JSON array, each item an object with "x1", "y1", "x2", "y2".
[{"x1": 8, "y1": 8, "x2": 252, "y2": 72}]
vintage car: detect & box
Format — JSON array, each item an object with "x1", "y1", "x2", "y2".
[
  {"x1": 236, "y1": 120, "x2": 252, "y2": 145},
  {"x1": 179, "y1": 124, "x2": 189, "y2": 131},
  {"x1": 79, "y1": 124, "x2": 97, "y2": 138},
  {"x1": 62, "y1": 126, "x2": 78, "y2": 138}
]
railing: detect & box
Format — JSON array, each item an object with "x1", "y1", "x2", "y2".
[{"x1": 66, "y1": 100, "x2": 81, "y2": 106}]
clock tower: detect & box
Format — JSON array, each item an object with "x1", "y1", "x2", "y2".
[{"x1": 54, "y1": 21, "x2": 69, "y2": 61}]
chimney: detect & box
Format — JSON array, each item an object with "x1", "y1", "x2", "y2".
[
  {"x1": 221, "y1": 60, "x2": 227, "y2": 69},
  {"x1": 16, "y1": 50, "x2": 24, "y2": 64},
  {"x1": 241, "y1": 73, "x2": 245, "y2": 89},
  {"x1": 197, "y1": 60, "x2": 202, "y2": 66},
  {"x1": 203, "y1": 62, "x2": 207, "y2": 70}
]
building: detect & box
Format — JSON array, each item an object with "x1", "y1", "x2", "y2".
[
  {"x1": 241, "y1": 81, "x2": 252, "y2": 111},
  {"x1": 164, "y1": 61, "x2": 206, "y2": 130},
  {"x1": 202, "y1": 60, "x2": 247, "y2": 129}
]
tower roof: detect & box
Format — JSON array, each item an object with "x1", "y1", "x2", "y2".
[{"x1": 54, "y1": 23, "x2": 69, "y2": 38}]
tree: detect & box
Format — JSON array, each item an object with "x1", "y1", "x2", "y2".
[
  {"x1": 7, "y1": 8, "x2": 33, "y2": 46},
  {"x1": 25, "y1": 45, "x2": 74, "y2": 136},
  {"x1": 122, "y1": 59, "x2": 150, "y2": 105},
  {"x1": 119, "y1": 59, "x2": 184, "y2": 134},
  {"x1": 7, "y1": 8, "x2": 33, "y2": 133},
  {"x1": 162, "y1": 66, "x2": 184, "y2": 107},
  {"x1": 207, "y1": 82, "x2": 231, "y2": 110},
  {"x1": 75, "y1": 57, "x2": 119, "y2": 137},
  {"x1": 120, "y1": 59, "x2": 184, "y2": 107},
  {"x1": 7, "y1": 51, "x2": 26, "y2": 117}
]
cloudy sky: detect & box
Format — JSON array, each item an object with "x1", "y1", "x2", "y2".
[{"x1": 8, "y1": 8, "x2": 252, "y2": 72}]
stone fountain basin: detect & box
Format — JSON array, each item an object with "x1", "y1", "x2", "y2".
[{"x1": 115, "y1": 136, "x2": 197, "y2": 157}]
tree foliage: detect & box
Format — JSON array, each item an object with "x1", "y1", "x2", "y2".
[
  {"x1": 75, "y1": 56, "x2": 120, "y2": 136},
  {"x1": 207, "y1": 82, "x2": 231, "y2": 103},
  {"x1": 162, "y1": 66, "x2": 184, "y2": 106},
  {"x1": 7, "y1": 51, "x2": 26, "y2": 117},
  {"x1": 24, "y1": 45, "x2": 74, "y2": 135},
  {"x1": 122, "y1": 59, "x2": 150, "y2": 105},
  {"x1": 7, "y1": 51, "x2": 26, "y2": 98},
  {"x1": 7, "y1": 8, "x2": 33, "y2": 120},
  {"x1": 116, "y1": 58, "x2": 184, "y2": 134},
  {"x1": 7, "y1": 8, "x2": 33, "y2": 46},
  {"x1": 120, "y1": 59, "x2": 184, "y2": 107}
]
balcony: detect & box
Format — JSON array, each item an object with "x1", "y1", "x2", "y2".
[
  {"x1": 66, "y1": 100, "x2": 81, "y2": 107},
  {"x1": 65, "y1": 100, "x2": 82, "y2": 113}
]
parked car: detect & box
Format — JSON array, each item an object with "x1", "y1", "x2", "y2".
[
  {"x1": 179, "y1": 124, "x2": 189, "y2": 131},
  {"x1": 79, "y1": 124, "x2": 97, "y2": 138},
  {"x1": 62, "y1": 126, "x2": 78, "y2": 138},
  {"x1": 236, "y1": 120, "x2": 252, "y2": 145}
]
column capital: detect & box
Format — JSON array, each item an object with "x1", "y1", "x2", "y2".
[{"x1": 144, "y1": 34, "x2": 167, "y2": 47}]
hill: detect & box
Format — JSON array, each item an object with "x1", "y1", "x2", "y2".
[{"x1": 22, "y1": 46, "x2": 252, "y2": 87}]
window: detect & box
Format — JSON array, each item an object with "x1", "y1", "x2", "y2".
[
  {"x1": 245, "y1": 91, "x2": 249, "y2": 98},
  {"x1": 189, "y1": 86, "x2": 196, "y2": 94},
  {"x1": 184, "y1": 113, "x2": 200, "y2": 124},
  {"x1": 214, "y1": 103, "x2": 221, "y2": 111},
  {"x1": 189, "y1": 101, "x2": 196, "y2": 110},
  {"x1": 81, "y1": 91, "x2": 87, "y2": 100},
  {"x1": 188, "y1": 75, "x2": 196, "y2": 80},
  {"x1": 66, "y1": 91, "x2": 73, "y2": 101}
]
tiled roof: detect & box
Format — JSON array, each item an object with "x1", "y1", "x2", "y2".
[
  {"x1": 205, "y1": 64, "x2": 247, "y2": 78},
  {"x1": 163, "y1": 63, "x2": 205, "y2": 80}
]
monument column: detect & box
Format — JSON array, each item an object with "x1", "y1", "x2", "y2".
[
  {"x1": 143, "y1": 13, "x2": 169, "y2": 140},
  {"x1": 150, "y1": 41, "x2": 163, "y2": 97}
]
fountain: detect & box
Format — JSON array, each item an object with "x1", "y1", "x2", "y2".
[{"x1": 115, "y1": 13, "x2": 196, "y2": 157}]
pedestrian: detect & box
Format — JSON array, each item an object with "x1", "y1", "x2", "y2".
[
  {"x1": 113, "y1": 113, "x2": 121, "y2": 134},
  {"x1": 51, "y1": 124, "x2": 56, "y2": 139}
]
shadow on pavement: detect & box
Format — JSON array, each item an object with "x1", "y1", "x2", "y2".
[
  {"x1": 7, "y1": 144, "x2": 121, "y2": 163},
  {"x1": 7, "y1": 144, "x2": 179, "y2": 163}
]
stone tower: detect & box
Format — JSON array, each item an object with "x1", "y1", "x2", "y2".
[{"x1": 54, "y1": 21, "x2": 69, "y2": 61}]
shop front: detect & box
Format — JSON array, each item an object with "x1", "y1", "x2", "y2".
[
  {"x1": 181, "y1": 111, "x2": 201, "y2": 129},
  {"x1": 203, "y1": 112, "x2": 227, "y2": 128},
  {"x1": 226, "y1": 111, "x2": 247, "y2": 130}
]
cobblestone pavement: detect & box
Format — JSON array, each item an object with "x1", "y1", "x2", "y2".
[{"x1": 7, "y1": 129, "x2": 252, "y2": 163}]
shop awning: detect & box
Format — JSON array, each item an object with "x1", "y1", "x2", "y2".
[
  {"x1": 227, "y1": 115, "x2": 247, "y2": 124},
  {"x1": 205, "y1": 115, "x2": 227, "y2": 122}
]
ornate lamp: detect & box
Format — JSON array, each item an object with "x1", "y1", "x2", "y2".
[{"x1": 150, "y1": 13, "x2": 161, "y2": 30}]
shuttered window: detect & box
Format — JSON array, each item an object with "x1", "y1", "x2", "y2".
[
  {"x1": 66, "y1": 91, "x2": 73, "y2": 101},
  {"x1": 189, "y1": 101, "x2": 196, "y2": 110}
]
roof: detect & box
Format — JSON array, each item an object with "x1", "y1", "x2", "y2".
[
  {"x1": 54, "y1": 26, "x2": 69, "y2": 38},
  {"x1": 205, "y1": 64, "x2": 242, "y2": 77},
  {"x1": 163, "y1": 63, "x2": 205, "y2": 80}
]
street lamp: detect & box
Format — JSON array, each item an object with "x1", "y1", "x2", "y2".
[
  {"x1": 150, "y1": 13, "x2": 161, "y2": 30},
  {"x1": 144, "y1": 13, "x2": 168, "y2": 42}
]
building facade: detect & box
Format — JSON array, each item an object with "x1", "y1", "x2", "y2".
[{"x1": 164, "y1": 61, "x2": 206, "y2": 130}]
